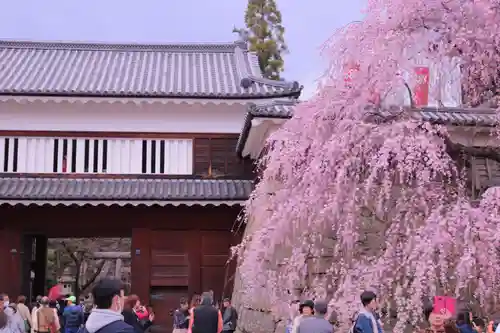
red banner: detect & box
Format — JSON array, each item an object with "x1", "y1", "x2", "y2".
[
  {"x1": 414, "y1": 67, "x2": 430, "y2": 107},
  {"x1": 433, "y1": 296, "x2": 456, "y2": 316}
]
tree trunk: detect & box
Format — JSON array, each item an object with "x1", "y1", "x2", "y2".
[{"x1": 74, "y1": 262, "x2": 81, "y2": 300}]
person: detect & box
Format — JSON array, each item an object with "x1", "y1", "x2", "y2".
[
  {"x1": 1, "y1": 295, "x2": 9, "y2": 309},
  {"x1": 189, "y1": 295, "x2": 201, "y2": 314},
  {"x1": 187, "y1": 295, "x2": 201, "y2": 333},
  {"x1": 82, "y1": 297, "x2": 93, "y2": 324},
  {"x1": 457, "y1": 311, "x2": 475, "y2": 333},
  {"x1": 488, "y1": 320, "x2": 497, "y2": 333},
  {"x1": 419, "y1": 299, "x2": 451, "y2": 333},
  {"x1": 32, "y1": 296, "x2": 42, "y2": 313},
  {"x1": 221, "y1": 298, "x2": 238, "y2": 333},
  {"x1": 122, "y1": 295, "x2": 153, "y2": 333},
  {"x1": 33, "y1": 296, "x2": 60, "y2": 333},
  {"x1": 353, "y1": 291, "x2": 383, "y2": 333},
  {"x1": 297, "y1": 301, "x2": 333, "y2": 333},
  {"x1": 17, "y1": 295, "x2": 32, "y2": 333},
  {"x1": 445, "y1": 320, "x2": 460, "y2": 333},
  {"x1": 291, "y1": 300, "x2": 314, "y2": 333},
  {"x1": 173, "y1": 298, "x2": 190, "y2": 333},
  {"x1": 83, "y1": 278, "x2": 134, "y2": 333},
  {"x1": 31, "y1": 296, "x2": 43, "y2": 333},
  {"x1": 135, "y1": 304, "x2": 149, "y2": 322},
  {"x1": 48, "y1": 280, "x2": 64, "y2": 302},
  {"x1": 286, "y1": 300, "x2": 300, "y2": 333},
  {"x1": 0, "y1": 293, "x2": 15, "y2": 333},
  {"x1": 49, "y1": 299, "x2": 63, "y2": 333},
  {"x1": 189, "y1": 292, "x2": 223, "y2": 333},
  {"x1": 9, "y1": 303, "x2": 27, "y2": 333},
  {"x1": 62, "y1": 296, "x2": 84, "y2": 333},
  {"x1": 473, "y1": 318, "x2": 486, "y2": 333}
]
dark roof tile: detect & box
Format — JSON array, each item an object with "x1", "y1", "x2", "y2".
[
  {"x1": 236, "y1": 99, "x2": 299, "y2": 157},
  {"x1": 0, "y1": 177, "x2": 253, "y2": 201},
  {"x1": 0, "y1": 40, "x2": 301, "y2": 99}
]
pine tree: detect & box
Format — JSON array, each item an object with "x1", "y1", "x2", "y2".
[{"x1": 234, "y1": 0, "x2": 287, "y2": 80}]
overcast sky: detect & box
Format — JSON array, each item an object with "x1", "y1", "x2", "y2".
[{"x1": 0, "y1": 0, "x2": 364, "y2": 98}]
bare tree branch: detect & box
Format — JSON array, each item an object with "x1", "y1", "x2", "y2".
[
  {"x1": 61, "y1": 241, "x2": 80, "y2": 263},
  {"x1": 80, "y1": 260, "x2": 106, "y2": 292}
]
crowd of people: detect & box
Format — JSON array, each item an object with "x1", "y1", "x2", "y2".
[
  {"x1": 0, "y1": 280, "x2": 239, "y2": 333},
  {"x1": 2, "y1": 283, "x2": 498, "y2": 333},
  {"x1": 284, "y1": 290, "x2": 500, "y2": 333},
  {"x1": 172, "y1": 292, "x2": 238, "y2": 333},
  {"x1": 0, "y1": 279, "x2": 155, "y2": 333}
]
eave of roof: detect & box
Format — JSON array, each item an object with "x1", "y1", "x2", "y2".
[
  {"x1": 0, "y1": 176, "x2": 254, "y2": 205},
  {"x1": 414, "y1": 107, "x2": 498, "y2": 126},
  {"x1": 235, "y1": 104, "x2": 499, "y2": 159},
  {"x1": 236, "y1": 99, "x2": 298, "y2": 158},
  {"x1": 0, "y1": 39, "x2": 302, "y2": 100}
]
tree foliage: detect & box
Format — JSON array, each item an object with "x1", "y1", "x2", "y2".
[
  {"x1": 236, "y1": 0, "x2": 500, "y2": 331},
  {"x1": 234, "y1": 0, "x2": 287, "y2": 80}
]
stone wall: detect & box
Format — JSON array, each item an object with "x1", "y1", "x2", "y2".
[{"x1": 230, "y1": 205, "x2": 389, "y2": 333}]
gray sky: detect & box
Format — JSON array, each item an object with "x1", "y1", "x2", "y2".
[{"x1": 0, "y1": 0, "x2": 364, "y2": 98}]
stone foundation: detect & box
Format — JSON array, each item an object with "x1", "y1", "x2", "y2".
[{"x1": 230, "y1": 204, "x2": 389, "y2": 333}]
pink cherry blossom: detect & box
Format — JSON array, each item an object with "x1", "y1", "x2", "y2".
[{"x1": 235, "y1": 0, "x2": 500, "y2": 331}]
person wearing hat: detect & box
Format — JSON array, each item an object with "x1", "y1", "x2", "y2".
[
  {"x1": 297, "y1": 301, "x2": 333, "y2": 333},
  {"x1": 62, "y1": 296, "x2": 84, "y2": 333},
  {"x1": 291, "y1": 300, "x2": 314, "y2": 333}
]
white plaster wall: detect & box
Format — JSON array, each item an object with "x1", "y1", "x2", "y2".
[{"x1": 0, "y1": 100, "x2": 249, "y2": 134}]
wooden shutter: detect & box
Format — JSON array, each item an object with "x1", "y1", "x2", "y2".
[
  {"x1": 193, "y1": 136, "x2": 255, "y2": 178},
  {"x1": 210, "y1": 138, "x2": 231, "y2": 175},
  {"x1": 193, "y1": 138, "x2": 211, "y2": 176}
]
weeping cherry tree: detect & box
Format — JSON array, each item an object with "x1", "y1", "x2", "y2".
[{"x1": 235, "y1": 0, "x2": 500, "y2": 332}]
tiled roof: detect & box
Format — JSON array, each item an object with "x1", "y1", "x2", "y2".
[
  {"x1": 414, "y1": 107, "x2": 498, "y2": 126},
  {"x1": 236, "y1": 99, "x2": 299, "y2": 157},
  {"x1": 0, "y1": 40, "x2": 301, "y2": 99},
  {"x1": 0, "y1": 177, "x2": 253, "y2": 204},
  {"x1": 246, "y1": 103, "x2": 497, "y2": 126},
  {"x1": 248, "y1": 99, "x2": 298, "y2": 118},
  {"x1": 236, "y1": 104, "x2": 498, "y2": 158}
]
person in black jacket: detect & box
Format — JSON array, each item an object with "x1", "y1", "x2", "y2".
[
  {"x1": 122, "y1": 295, "x2": 154, "y2": 333},
  {"x1": 173, "y1": 298, "x2": 190, "y2": 333},
  {"x1": 221, "y1": 298, "x2": 237, "y2": 333},
  {"x1": 189, "y1": 292, "x2": 223, "y2": 333}
]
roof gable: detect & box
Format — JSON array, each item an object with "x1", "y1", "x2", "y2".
[{"x1": 0, "y1": 40, "x2": 301, "y2": 99}]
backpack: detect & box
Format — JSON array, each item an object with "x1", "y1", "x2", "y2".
[
  {"x1": 77, "y1": 321, "x2": 129, "y2": 333},
  {"x1": 36, "y1": 307, "x2": 58, "y2": 333},
  {"x1": 348, "y1": 312, "x2": 360, "y2": 333}
]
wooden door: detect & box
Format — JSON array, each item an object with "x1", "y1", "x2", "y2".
[
  {"x1": 0, "y1": 228, "x2": 22, "y2": 298},
  {"x1": 200, "y1": 231, "x2": 231, "y2": 306},
  {"x1": 150, "y1": 287, "x2": 189, "y2": 333}
]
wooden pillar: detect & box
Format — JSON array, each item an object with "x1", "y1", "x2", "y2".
[
  {"x1": 131, "y1": 228, "x2": 151, "y2": 304},
  {"x1": 21, "y1": 235, "x2": 34, "y2": 300},
  {"x1": 33, "y1": 235, "x2": 47, "y2": 298},
  {"x1": 0, "y1": 229, "x2": 22, "y2": 297},
  {"x1": 115, "y1": 259, "x2": 122, "y2": 279}
]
